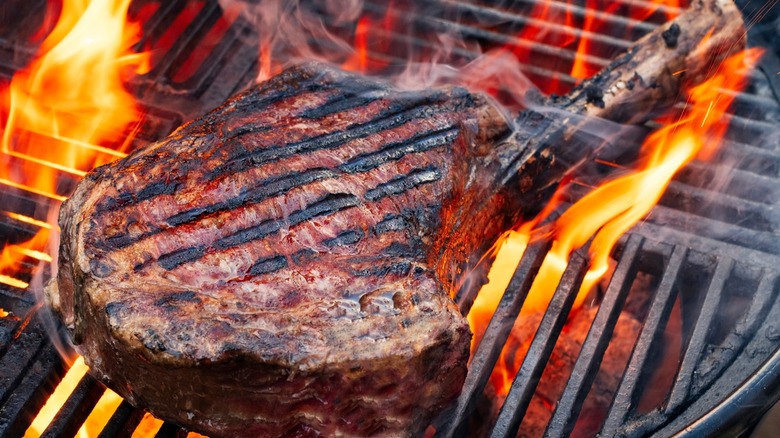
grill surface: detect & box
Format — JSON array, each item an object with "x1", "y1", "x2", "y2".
[{"x1": 1, "y1": 0, "x2": 780, "y2": 437}]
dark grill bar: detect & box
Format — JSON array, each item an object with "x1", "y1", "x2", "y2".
[
  {"x1": 1, "y1": 0, "x2": 780, "y2": 436},
  {"x1": 543, "y1": 235, "x2": 643, "y2": 438},
  {"x1": 599, "y1": 243, "x2": 687, "y2": 435},
  {"x1": 442, "y1": 240, "x2": 550, "y2": 438},
  {"x1": 489, "y1": 250, "x2": 590, "y2": 437}
]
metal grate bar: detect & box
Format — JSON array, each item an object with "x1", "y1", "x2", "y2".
[
  {"x1": 505, "y1": 0, "x2": 685, "y2": 18},
  {"x1": 644, "y1": 205, "x2": 780, "y2": 256},
  {"x1": 0, "y1": 332, "x2": 47, "y2": 404},
  {"x1": 436, "y1": 240, "x2": 550, "y2": 438},
  {"x1": 134, "y1": 1, "x2": 188, "y2": 49},
  {"x1": 665, "y1": 257, "x2": 732, "y2": 412},
  {"x1": 691, "y1": 270, "x2": 780, "y2": 395},
  {"x1": 600, "y1": 243, "x2": 686, "y2": 435},
  {"x1": 489, "y1": 251, "x2": 589, "y2": 438},
  {"x1": 661, "y1": 181, "x2": 778, "y2": 232},
  {"x1": 97, "y1": 400, "x2": 145, "y2": 438},
  {"x1": 154, "y1": 421, "x2": 186, "y2": 437},
  {"x1": 717, "y1": 141, "x2": 780, "y2": 177},
  {"x1": 40, "y1": 374, "x2": 105, "y2": 438},
  {"x1": 727, "y1": 114, "x2": 780, "y2": 145},
  {"x1": 373, "y1": 30, "x2": 583, "y2": 89},
  {"x1": 0, "y1": 0, "x2": 46, "y2": 76},
  {"x1": 431, "y1": 0, "x2": 645, "y2": 48},
  {"x1": 334, "y1": 10, "x2": 586, "y2": 90},
  {"x1": 729, "y1": 90, "x2": 780, "y2": 118},
  {"x1": 675, "y1": 162, "x2": 780, "y2": 205},
  {"x1": 441, "y1": 0, "x2": 665, "y2": 33},
  {"x1": 425, "y1": 17, "x2": 613, "y2": 67},
  {"x1": 562, "y1": 180, "x2": 780, "y2": 255},
  {"x1": 0, "y1": 0, "x2": 44, "y2": 43},
  {"x1": 0, "y1": 342, "x2": 64, "y2": 437},
  {"x1": 179, "y1": 19, "x2": 246, "y2": 96},
  {"x1": 632, "y1": 222, "x2": 780, "y2": 271},
  {"x1": 651, "y1": 274, "x2": 780, "y2": 437},
  {"x1": 149, "y1": 1, "x2": 222, "y2": 81},
  {"x1": 543, "y1": 234, "x2": 643, "y2": 437}
]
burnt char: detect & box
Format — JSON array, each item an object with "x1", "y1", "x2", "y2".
[{"x1": 47, "y1": 62, "x2": 538, "y2": 437}]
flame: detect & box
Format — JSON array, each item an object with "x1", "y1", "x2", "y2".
[
  {"x1": 341, "y1": 16, "x2": 370, "y2": 73},
  {"x1": 25, "y1": 356, "x2": 90, "y2": 436},
  {"x1": 0, "y1": 0, "x2": 146, "y2": 284},
  {"x1": 471, "y1": 47, "x2": 763, "y2": 397},
  {"x1": 498, "y1": 0, "x2": 688, "y2": 95},
  {"x1": 24, "y1": 355, "x2": 125, "y2": 437},
  {"x1": 77, "y1": 389, "x2": 124, "y2": 437},
  {"x1": 0, "y1": 0, "x2": 755, "y2": 433},
  {"x1": 0, "y1": 0, "x2": 148, "y2": 435},
  {"x1": 341, "y1": 3, "x2": 396, "y2": 75}
]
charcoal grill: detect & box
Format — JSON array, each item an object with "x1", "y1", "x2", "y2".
[{"x1": 1, "y1": 0, "x2": 780, "y2": 436}]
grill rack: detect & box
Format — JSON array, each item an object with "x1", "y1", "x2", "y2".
[{"x1": 1, "y1": 0, "x2": 779, "y2": 436}]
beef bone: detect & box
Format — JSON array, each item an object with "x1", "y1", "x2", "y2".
[{"x1": 446, "y1": 0, "x2": 746, "y2": 300}]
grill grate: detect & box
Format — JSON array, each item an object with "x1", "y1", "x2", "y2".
[
  {"x1": 1, "y1": 0, "x2": 780, "y2": 437},
  {"x1": 448, "y1": 230, "x2": 780, "y2": 436}
]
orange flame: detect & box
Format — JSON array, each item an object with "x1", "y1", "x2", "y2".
[
  {"x1": 342, "y1": 3, "x2": 396, "y2": 75},
  {"x1": 0, "y1": 0, "x2": 145, "y2": 282},
  {"x1": 471, "y1": 47, "x2": 763, "y2": 397},
  {"x1": 0, "y1": 0, "x2": 148, "y2": 435},
  {"x1": 498, "y1": 0, "x2": 687, "y2": 95},
  {"x1": 342, "y1": 16, "x2": 370, "y2": 73}
]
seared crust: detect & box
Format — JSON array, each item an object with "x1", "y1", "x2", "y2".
[{"x1": 48, "y1": 62, "x2": 519, "y2": 436}]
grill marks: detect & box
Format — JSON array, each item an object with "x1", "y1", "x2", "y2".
[
  {"x1": 120, "y1": 157, "x2": 447, "y2": 278},
  {"x1": 365, "y1": 166, "x2": 443, "y2": 202},
  {"x1": 339, "y1": 128, "x2": 458, "y2": 174},
  {"x1": 162, "y1": 127, "x2": 457, "y2": 230},
  {"x1": 215, "y1": 193, "x2": 360, "y2": 252},
  {"x1": 87, "y1": 80, "x2": 483, "y2": 280},
  {"x1": 207, "y1": 91, "x2": 462, "y2": 181},
  {"x1": 90, "y1": 93, "x2": 471, "y2": 255},
  {"x1": 96, "y1": 90, "x2": 343, "y2": 214},
  {"x1": 166, "y1": 168, "x2": 338, "y2": 227},
  {"x1": 149, "y1": 159, "x2": 441, "y2": 274},
  {"x1": 151, "y1": 193, "x2": 361, "y2": 271},
  {"x1": 249, "y1": 255, "x2": 289, "y2": 276}
]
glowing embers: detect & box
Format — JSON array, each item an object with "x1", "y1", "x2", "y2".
[{"x1": 494, "y1": 0, "x2": 689, "y2": 95}]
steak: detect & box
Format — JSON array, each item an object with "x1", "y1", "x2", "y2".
[{"x1": 46, "y1": 63, "x2": 542, "y2": 437}]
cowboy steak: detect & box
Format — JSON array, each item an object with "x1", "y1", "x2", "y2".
[{"x1": 46, "y1": 62, "x2": 543, "y2": 437}]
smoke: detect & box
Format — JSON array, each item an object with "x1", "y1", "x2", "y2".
[
  {"x1": 218, "y1": 0, "x2": 368, "y2": 80},
  {"x1": 216, "y1": 0, "x2": 540, "y2": 110},
  {"x1": 31, "y1": 207, "x2": 78, "y2": 365}
]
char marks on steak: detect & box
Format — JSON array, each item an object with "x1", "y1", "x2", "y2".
[{"x1": 48, "y1": 63, "x2": 529, "y2": 437}]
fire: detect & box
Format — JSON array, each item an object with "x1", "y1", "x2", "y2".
[
  {"x1": 23, "y1": 355, "x2": 125, "y2": 437},
  {"x1": 471, "y1": 47, "x2": 763, "y2": 396},
  {"x1": 0, "y1": 0, "x2": 760, "y2": 434},
  {"x1": 25, "y1": 356, "x2": 90, "y2": 437},
  {"x1": 342, "y1": 3, "x2": 396, "y2": 75},
  {"x1": 499, "y1": 0, "x2": 688, "y2": 95},
  {"x1": 342, "y1": 16, "x2": 371, "y2": 73},
  {"x1": 0, "y1": 0, "x2": 148, "y2": 435},
  {"x1": 0, "y1": 0, "x2": 147, "y2": 285}
]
